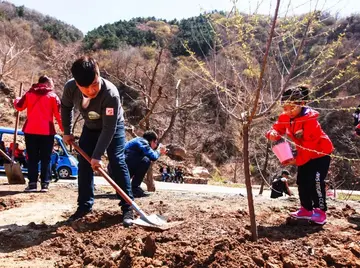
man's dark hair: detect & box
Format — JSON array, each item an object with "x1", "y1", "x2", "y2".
[
  {"x1": 38, "y1": 75, "x2": 51, "y2": 84},
  {"x1": 281, "y1": 85, "x2": 310, "y2": 103},
  {"x1": 143, "y1": 130, "x2": 158, "y2": 143},
  {"x1": 71, "y1": 56, "x2": 99, "y2": 87},
  {"x1": 281, "y1": 170, "x2": 290, "y2": 176}
]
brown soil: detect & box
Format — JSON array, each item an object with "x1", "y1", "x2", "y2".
[
  {"x1": 0, "y1": 197, "x2": 18, "y2": 211},
  {"x1": 0, "y1": 179, "x2": 360, "y2": 268}
]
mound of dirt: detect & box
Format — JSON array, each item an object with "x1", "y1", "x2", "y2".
[
  {"x1": 0, "y1": 198, "x2": 17, "y2": 211},
  {"x1": 166, "y1": 144, "x2": 187, "y2": 161},
  {"x1": 0, "y1": 183, "x2": 360, "y2": 268}
]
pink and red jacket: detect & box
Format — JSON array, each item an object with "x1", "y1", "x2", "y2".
[
  {"x1": 14, "y1": 83, "x2": 64, "y2": 135},
  {"x1": 266, "y1": 107, "x2": 334, "y2": 166}
]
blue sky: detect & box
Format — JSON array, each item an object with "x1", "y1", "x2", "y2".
[{"x1": 8, "y1": 0, "x2": 359, "y2": 33}]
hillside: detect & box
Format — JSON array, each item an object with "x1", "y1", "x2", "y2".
[
  {"x1": 0, "y1": 1, "x2": 83, "y2": 125},
  {"x1": 0, "y1": 1, "x2": 83, "y2": 43},
  {"x1": 0, "y1": 3, "x2": 359, "y2": 189}
]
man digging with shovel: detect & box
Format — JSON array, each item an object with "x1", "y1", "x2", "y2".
[{"x1": 61, "y1": 56, "x2": 134, "y2": 227}]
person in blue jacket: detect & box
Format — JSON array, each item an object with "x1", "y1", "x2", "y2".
[{"x1": 125, "y1": 130, "x2": 167, "y2": 197}]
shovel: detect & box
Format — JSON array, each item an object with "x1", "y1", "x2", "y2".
[
  {"x1": 0, "y1": 148, "x2": 25, "y2": 184},
  {"x1": 71, "y1": 142, "x2": 182, "y2": 231},
  {"x1": 3, "y1": 83, "x2": 25, "y2": 184}
]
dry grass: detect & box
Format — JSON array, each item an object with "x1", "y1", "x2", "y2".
[{"x1": 337, "y1": 192, "x2": 360, "y2": 201}]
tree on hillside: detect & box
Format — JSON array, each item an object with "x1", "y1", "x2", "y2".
[
  {"x1": 39, "y1": 40, "x2": 81, "y2": 87},
  {"x1": 96, "y1": 40, "x2": 204, "y2": 190},
  {"x1": 170, "y1": 14, "x2": 215, "y2": 58},
  {"x1": 180, "y1": 3, "x2": 360, "y2": 240},
  {"x1": 0, "y1": 19, "x2": 34, "y2": 82}
]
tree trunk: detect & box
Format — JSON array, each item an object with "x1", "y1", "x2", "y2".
[
  {"x1": 180, "y1": 110, "x2": 188, "y2": 146},
  {"x1": 145, "y1": 117, "x2": 150, "y2": 131},
  {"x1": 69, "y1": 113, "x2": 83, "y2": 152},
  {"x1": 259, "y1": 141, "x2": 271, "y2": 195},
  {"x1": 233, "y1": 158, "x2": 238, "y2": 183},
  {"x1": 144, "y1": 162, "x2": 156, "y2": 192},
  {"x1": 243, "y1": 124, "x2": 258, "y2": 241}
]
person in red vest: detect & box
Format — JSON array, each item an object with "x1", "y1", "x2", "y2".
[{"x1": 14, "y1": 75, "x2": 63, "y2": 192}]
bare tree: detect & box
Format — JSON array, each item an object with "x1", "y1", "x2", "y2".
[
  {"x1": 0, "y1": 19, "x2": 34, "y2": 81},
  {"x1": 39, "y1": 41, "x2": 80, "y2": 89},
  {"x1": 99, "y1": 46, "x2": 203, "y2": 191},
  {"x1": 179, "y1": 1, "x2": 359, "y2": 240},
  {"x1": 258, "y1": 141, "x2": 271, "y2": 195}
]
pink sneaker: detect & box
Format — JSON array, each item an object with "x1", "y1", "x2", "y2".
[
  {"x1": 311, "y1": 208, "x2": 327, "y2": 225},
  {"x1": 290, "y1": 207, "x2": 313, "y2": 219}
]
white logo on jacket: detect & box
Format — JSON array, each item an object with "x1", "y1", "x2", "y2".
[
  {"x1": 88, "y1": 111, "x2": 101, "y2": 120},
  {"x1": 106, "y1": 108, "x2": 114, "y2": 116}
]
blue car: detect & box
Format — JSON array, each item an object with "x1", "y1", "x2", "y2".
[{"x1": 0, "y1": 127, "x2": 78, "y2": 179}]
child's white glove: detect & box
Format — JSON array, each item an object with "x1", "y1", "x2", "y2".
[
  {"x1": 268, "y1": 130, "x2": 280, "y2": 141},
  {"x1": 294, "y1": 129, "x2": 303, "y2": 139},
  {"x1": 158, "y1": 143, "x2": 168, "y2": 155}
]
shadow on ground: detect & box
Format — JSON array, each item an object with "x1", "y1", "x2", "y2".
[
  {"x1": 258, "y1": 220, "x2": 324, "y2": 241},
  {"x1": 0, "y1": 190, "x2": 24, "y2": 197}
]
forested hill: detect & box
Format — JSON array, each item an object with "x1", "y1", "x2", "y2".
[
  {"x1": 0, "y1": 1, "x2": 83, "y2": 43},
  {"x1": 83, "y1": 14, "x2": 217, "y2": 57}
]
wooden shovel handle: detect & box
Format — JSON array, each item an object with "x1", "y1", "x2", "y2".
[
  {"x1": 70, "y1": 142, "x2": 133, "y2": 205},
  {"x1": 12, "y1": 83, "x2": 23, "y2": 162},
  {"x1": 0, "y1": 148, "x2": 14, "y2": 163}
]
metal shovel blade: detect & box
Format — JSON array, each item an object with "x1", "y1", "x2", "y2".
[
  {"x1": 132, "y1": 214, "x2": 183, "y2": 231},
  {"x1": 70, "y1": 142, "x2": 183, "y2": 231},
  {"x1": 4, "y1": 163, "x2": 25, "y2": 184}
]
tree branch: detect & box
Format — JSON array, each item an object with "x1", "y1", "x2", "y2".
[{"x1": 248, "y1": 0, "x2": 281, "y2": 124}]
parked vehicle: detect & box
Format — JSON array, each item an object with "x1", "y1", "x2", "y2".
[{"x1": 0, "y1": 127, "x2": 78, "y2": 179}]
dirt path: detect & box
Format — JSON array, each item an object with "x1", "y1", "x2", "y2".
[{"x1": 1, "y1": 179, "x2": 360, "y2": 268}]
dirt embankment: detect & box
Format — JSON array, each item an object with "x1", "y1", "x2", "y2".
[{"x1": 0, "y1": 182, "x2": 359, "y2": 268}]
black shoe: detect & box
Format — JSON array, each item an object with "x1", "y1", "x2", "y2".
[
  {"x1": 40, "y1": 183, "x2": 49, "y2": 192},
  {"x1": 24, "y1": 183, "x2": 37, "y2": 192},
  {"x1": 132, "y1": 187, "x2": 151, "y2": 198},
  {"x1": 123, "y1": 209, "x2": 134, "y2": 227},
  {"x1": 68, "y1": 209, "x2": 92, "y2": 222}
]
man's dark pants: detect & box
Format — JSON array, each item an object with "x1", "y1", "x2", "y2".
[
  {"x1": 126, "y1": 157, "x2": 151, "y2": 190},
  {"x1": 77, "y1": 122, "x2": 133, "y2": 212}
]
